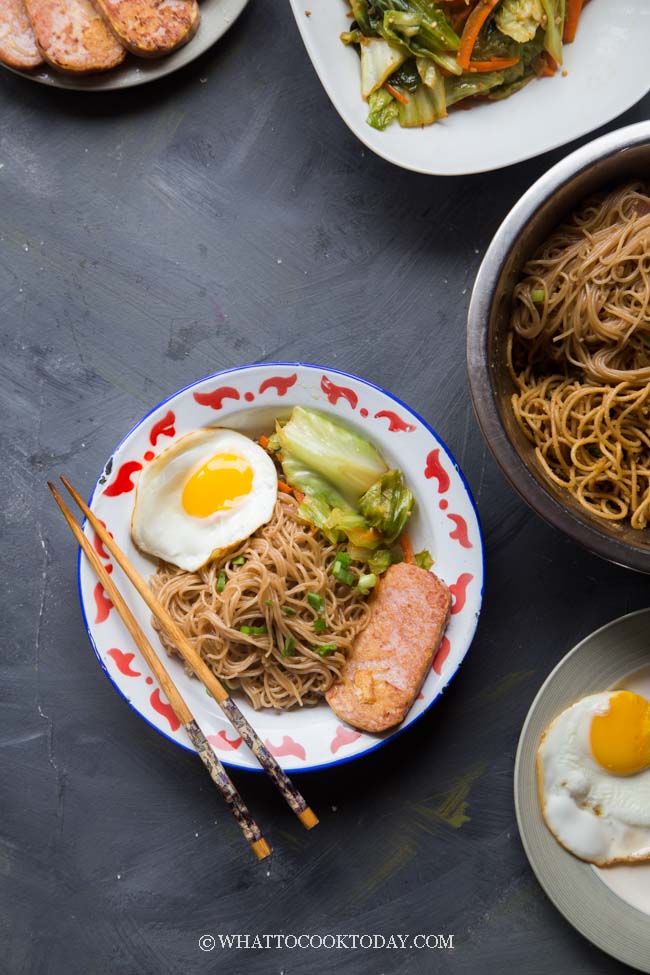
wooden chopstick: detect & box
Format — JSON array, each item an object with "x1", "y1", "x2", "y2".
[
  {"x1": 60, "y1": 475, "x2": 319, "y2": 831},
  {"x1": 48, "y1": 482, "x2": 271, "y2": 862}
]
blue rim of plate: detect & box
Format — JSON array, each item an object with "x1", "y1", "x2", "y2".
[{"x1": 77, "y1": 362, "x2": 485, "y2": 773}]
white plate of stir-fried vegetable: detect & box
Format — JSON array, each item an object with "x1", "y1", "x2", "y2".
[{"x1": 290, "y1": 0, "x2": 650, "y2": 174}]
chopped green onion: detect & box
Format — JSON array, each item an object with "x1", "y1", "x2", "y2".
[
  {"x1": 282, "y1": 636, "x2": 296, "y2": 658},
  {"x1": 239, "y1": 624, "x2": 267, "y2": 636},
  {"x1": 281, "y1": 606, "x2": 297, "y2": 616},
  {"x1": 333, "y1": 562, "x2": 356, "y2": 587},
  {"x1": 332, "y1": 551, "x2": 353, "y2": 578},
  {"x1": 315, "y1": 643, "x2": 337, "y2": 656},
  {"x1": 414, "y1": 549, "x2": 433, "y2": 571},
  {"x1": 232, "y1": 556, "x2": 246, "y2": 566},
  {"x1": 265, "y1": 598, "x2": 274, "y2": 606},
  {"x1": 216, "y1": 571, "x2": 226, "y2": 593},
  {"x1": 531, "y1": 288, "x2": 545, "y2": 304},
  {"x1": 313, "y1": 618, "x2": 327, "y2": 634},
  {"x1": 307, "y1": 592, "x2": 325, "y2": 612},
  {"x1": 357, "y1": 573, "x2": 377, "y2": 594}
]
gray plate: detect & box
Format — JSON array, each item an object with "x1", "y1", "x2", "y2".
[
  {"x1": 515, "y1": 608, "x2": 650, "y2": 972},
  {"x1": 0, "y1": 0, "x2": 248, "y2": 91}
]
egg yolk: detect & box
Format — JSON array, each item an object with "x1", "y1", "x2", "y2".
[
  {"x1": 590, "y1": 691, "x2": 650, "y2": 775},
  {"x1": 182, "y1": 453, "x2": 253, "y2": 517}
]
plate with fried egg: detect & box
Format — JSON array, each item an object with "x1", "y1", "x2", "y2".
[
  {"x1": 515, "y1": 608, "x2": 650, "y2": 972},
  {"x1": 77, "y1": 363, "x2": 483, "y2": 773}
]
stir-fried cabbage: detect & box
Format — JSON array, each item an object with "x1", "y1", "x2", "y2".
[
  {"x1": 275, "y1": 407, "x2": 419, "y2": 577},
  {"x1": 495, "y1": 0, "x2": 544, "y2": 43},
  {"x1": 415, "y1": 57, "x2": 447, "y2": 116},
  {"x1": 296, "y1": 494, "x2": 338, "y2": 543},
  {"x1": 360, "y1": 37, "x2": 407, "y2": 98},
  {"x1": 397, "y1": 84, "x2": 444, "y2": 127},
  {"x1": 445, "y1": 70, "x2": 506, "y2": 106},
  {"x1": 366, "y1": 88, "x2": 399, "y2": 130},
  {"x1": 325, "y1": 509, "x2": 381, "y2": 549},
  {"x1": 373, "y1": 0, "x2": 460, "y2": 57},
  {"x1": 277, "y1": 407, "x2": 387, "y2": 504},
  {"x1": 341, "y1": 0, "x2": 577, "y2": 130},
  {"x1": 414, "y1": 549, "x2": 433, "y2": 570},
  {"x1": 281, "y1": 455, "x2": 352, "y2": 511},
  {"x1": 540, "y1": 0, "x2": 565, "y2": 64},
  {"x1": 367, "y1": 548, "x2": 394, "y2": 575},
  {"x1": 359, "y1": 470, "x2": 414, "y2": 545}
]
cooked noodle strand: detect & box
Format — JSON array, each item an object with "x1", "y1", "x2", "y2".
[
  {"x1": 151, "y1": 493, "x2": 371, "y2": 709},
  {"x1": 509, "y1": 181, "x2": 650, "y2": 530}
]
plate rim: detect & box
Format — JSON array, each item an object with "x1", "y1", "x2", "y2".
[
  {"x1": 288, "y1": 0, "x2": 650, "y2": 176},
  {"x1": 76, "y1": 361, "x2": 485, "y2": 773},
  {"x1": 514, "y1": 606, "x2": 650, "y2": 971},
  {"x1": 0, "y1": 0, "x2": 249, "y2": 92}
]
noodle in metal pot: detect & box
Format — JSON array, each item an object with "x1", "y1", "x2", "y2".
[{"x1": 508, "y1": 181, "x2": 650, "y2": 529}]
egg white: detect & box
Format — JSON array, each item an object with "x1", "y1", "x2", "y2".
[
  {"x1": 131, "y1": 428, "x2": 278, "y2": 572},
  {"x1": 538, "y1": 692, "x2": 650, "y2": 866}
]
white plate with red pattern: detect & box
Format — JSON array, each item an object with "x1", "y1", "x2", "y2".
[{"x1": 78, "y1": 363, "x2": 484, "y2": 772}]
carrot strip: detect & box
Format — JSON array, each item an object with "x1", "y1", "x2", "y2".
[
  {"x1": 258, "y1": 435, "x2": 270, "y2": 449},
  {"x1": 384, "y1": 82, "x2": 409, "y2": 105},
  {"x1": 399, "y1": 532, "x2": 415, "y2": 564},
  {"x1": 278, "y1": 480, "x2": 305, "y2": 503},
  {"x1": 536, "y1": 52, "x2": 557, "y2": 77},
  {"x1": 467, "y1": 56, "x2": 520, "y2": 72},
  {"x1": 457, "y1": 0, "x2": 501, "y2": 71},
  {"x1": 563, "y1": 0, "x2": 583, "y2": 42},
  {"x1": 278, "y1": 479, "x2": 298, "y2": 496}
]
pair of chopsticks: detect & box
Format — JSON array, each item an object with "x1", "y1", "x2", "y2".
[{"x1": 49, "y1": 476, "x2": 318, "y2": 860}]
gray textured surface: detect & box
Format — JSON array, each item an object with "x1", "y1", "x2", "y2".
[{"x1": 1, "y1": 4, "x2": 649, "y2": 972}]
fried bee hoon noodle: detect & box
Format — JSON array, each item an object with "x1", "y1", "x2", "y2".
[
  {"x1": 151, "y1": 493, "x2": 371, "y2": 710},
  {"x1": 508, "y1": 181, "x2": 650, "y2": 529}
]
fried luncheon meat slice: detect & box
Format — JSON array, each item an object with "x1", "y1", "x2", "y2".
[
  {"x1": 25, "y1": 0, "x2": 125, "y2": 73},
  {"x1": 93, "y1": 0, "x2": 200, "y2": 58},
  {"x1": 326, "y1": 562, "x2": 452, "y2": 733},
  {"x1": 0, "y1": 0, "x2": 43, "y2": 70}
]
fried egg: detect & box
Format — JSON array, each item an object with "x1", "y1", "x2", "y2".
[
  {"x1": 537, "y1": 690, "x2": 650, "y2": 865},
  {"x1": 131, "y1": 428, "x2": 277, "y2": 571}
]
